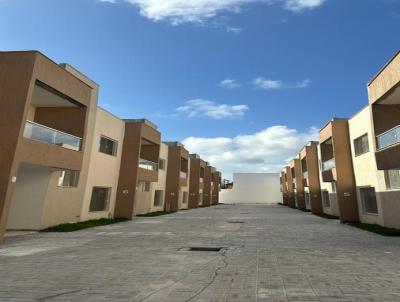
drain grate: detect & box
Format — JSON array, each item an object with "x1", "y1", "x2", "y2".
[
  {"x1": 227, "y1": 221, "x2": 245, "y2": 224},
  {"x1": 180, "y1": 247, "x2": 225, "y2": 252}
]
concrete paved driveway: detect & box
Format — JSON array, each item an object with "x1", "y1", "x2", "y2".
[{"x1": 1, "y1": 204, "x2": 400, "y2": 301}]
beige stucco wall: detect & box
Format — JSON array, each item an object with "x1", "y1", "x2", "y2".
[
  {"x1": 179, "y1": 160, "x2": 190, "y2": 210},
  {"x1": 135, "y1": 143, "x2": 168, "y2": 214},
  {"x1": 318, "y1": 145, "x2": 339, "y2": 216},
  {"x1": 80, "y1": 108, "x2": 125, "y2": 221},
  {"x1": 150, "y1": 143, "x2": 168, "y2": 212},
  {"x1": 349, "y1": 106, "x2": 400, "y2": 228},
  {"x1": 39, "y1": 65, "x2": 99, "y2": 229}
]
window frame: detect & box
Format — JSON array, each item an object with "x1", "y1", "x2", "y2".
[
  {"x1": 58, "y1": 170, "x2": 80, "y2": 188},
  {"x1": 99, "y1": 135, "x2": 118, "y2": 156},
  {"x1": 359, "y1": 186, "x2": 379, "y2": 215},
  {"x1": 89, "y1": 187, "x2": 111, "y2": 212},
  {"x1": 153, "y1": 190, "x2": 164, "y2": 207},
  {"x1": 385, "y1": 169, "x2": 400, "y2": 190},
  {"x1": 322, "y1": 190, "x2": 330, "y2": 208},
  {"x1": 353, "y1": 133, "x2": 370, "y2": 157}
]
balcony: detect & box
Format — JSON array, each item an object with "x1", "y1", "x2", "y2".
[
  {"x1": 302, "y1": 171, "x2": 308, "y2": 187},
  {"x1": 302, "y1": 171, "x2": 308, "y2": 179},
  {"x1": 24, "y1": 120, "x2": 81, "y2": 151},
  {"x1": 376, "y1": 125, "x2": 400, "y2": 150},
  {"x1": 322, "y1": 158, "x2": 335, "y2": 171},
  {"x1": 180, "y1": 171, "x2": 187, "y2": 179},
  {"x1": 139, "y1": 159, "x2": 158, "y2": 171},
  {"x1": 200, "y1": 177, "x2": 204, "y2": 183}
]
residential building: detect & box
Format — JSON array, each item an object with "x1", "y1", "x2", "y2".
[
  {"x1": 80, "y1": 107, "x2": 125, "y2": 221},
  {"x1": 290, "y1": 157, "x2": 306, "y2": 210},
  {"x1": 211, "y1": 171, "x2": 221, "y2": 205},
  {"x1": 164, "y1": 141, "x2": 189, "y2": 212},
  {"x1": 280, "y1": 170, "x2": 289, "y2": 206},
  {"x1": 115, "y1": 119, "x2": 161, "y2": 218},
  {"x1": 299, "y1": 141, "x2": 323, "y2": 214},
  {"x1": 188, "y1": 154, "x2": 206, "y2": 208},
  {"x1": 202, "y1": 163, "x2": 215, "y2": 207},
  {"x1": 285, "y1": 166, "x2": 295, "y2": 207},
  {"x1": 0, "y1": 51, "x2": 98, "y2": 241},
  {"x1": 319, "y1": 118, "x2": 358, "y2": 222}
]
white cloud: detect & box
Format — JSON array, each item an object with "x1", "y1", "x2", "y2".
[
  {"x1": 284, "y1": 0, "x2": 325, "y2": 12},
  {"x1": 219, "y1": 78, "x2": 240, "y2": 89},
  {"x1": 182, "y1": 125, "x2": 318, "y2": 179},
  {"x1": 99, "y1": 0, "x2": 327, "y2": 25},
  {"x1": 252, "y1": 77, "x2": 312, "y2": 90},
  {"x1": 226, "y1": 26, "x2": 243, "y2": 34},
  {"x1": 176, "y1": 99, "x2": 249, "y2": 119}
]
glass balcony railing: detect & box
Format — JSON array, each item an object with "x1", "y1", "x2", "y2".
[
  {"x1": 23, "y1": 120, "x2": 81, "y2": 151},
  {"x1": 302, "y1": 171, "x2": 308, "y2": 179},
  {"x1": 180, "y1": 171, "x2": 187, "y2": 179},
  {"x1": 139, "y1": 159, "x2": 158, "y2": 171},
  {"x1": 322, "y1": 158, "x2": 336, "y2": 171},
  {"x1": 377, "y1": 125, "x2": 400, "y2": 150}
]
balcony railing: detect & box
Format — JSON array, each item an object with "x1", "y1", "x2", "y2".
[
  {"x1": 200, "y1": 177, "x2": 204, "y2": 183},
  {"x1": 139, "y1": 159, "x2": 158, "y2": 171},
  {"x1": 377, "y1": 125, "x2": 400, "y2": 150},
  {"x1": 23, "y1": 120, "x2": 81, "y2": 151},
  {"x1": 180, "y1": 171, "x2": 187, "y2": 179},
  {"x1": 302, "y1": 171, "x2": 308, "y2": 179},
  {"x1": 322, "y1": 158, "x2": 336, "y2": 171}
]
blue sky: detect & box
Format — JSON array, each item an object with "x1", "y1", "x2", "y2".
[{"x1": 1, "y1": 0, "x2": 399, "y2": 178}]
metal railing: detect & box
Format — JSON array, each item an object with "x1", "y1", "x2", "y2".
[
  {"x1": 139, "y1": 158, "x2": 158, "y2": 171},
  {"x1": 23, "y1": 120, "x2": 81, "y2": 151},
  {"x1": 377, "y1": 125, "x2": 400, "y2": 150},
  {"x1": 180, "y1": 171, "x2": 187, "y2": 179},
  {"x1": 321, "y1": 158, "x2": 336, "y2": 171}
]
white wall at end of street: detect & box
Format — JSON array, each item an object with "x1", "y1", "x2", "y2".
[{"x1": 220, "y1": 173, "x2": 282, "y2": 204}]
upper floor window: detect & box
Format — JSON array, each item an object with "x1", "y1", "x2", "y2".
[
  {"x1": 99, "y1": 136, "x2": 118, "y2": 156},
  {"x1": 58, "y1": 170, "x2": 79, "y2": 187},
  {"x1": 159, "y1": 159, "x2": 166, "y2": 170},
  {"x1": 385, "y1": 170, "x2": 400, "y2": 189},
  {"x1": 354, "y1": 133, "x2": 369, "y2": 156}
]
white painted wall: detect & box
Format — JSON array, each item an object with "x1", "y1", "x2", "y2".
[{"x1": 220, "y1": 173, "x2": 282, "y2": 204}]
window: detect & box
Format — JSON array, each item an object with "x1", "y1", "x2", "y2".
[
  {"x1": 58, "y1": 170, "x2": 79, "y2": 187},
  {"x1": 305, "y1": 193, "x2": 311, "y2": 207},
  {"x1": 182, "y1": 192, "x2": 188, "y2": 204},
  {"x1": 198, "y1": 193, "x2": 203, "y2": 205},
  {"x1": 99, "y1": 136, "x2": 118, "y2": 156},
  {"x1": 154, "y1": 190, "x2": 163, "y2": 207},
  {"x1": 89, "y1": 187, "x2": 111, "y2": 212},
  {"x1": 331, "y1": 181, "x2": 337, "y2": 193},
  {"x1": 159, "y1": 159, "x2": 166, "y2": 170},
  {"x1": 322, "y1": 190, "x2": 330, "y2": 208},
  {"x1": 354, "y1": 133, "x2": 369, "y2": 156},
  {"x1": 360, "y1": 187, "x2": 378, "y2": 214},
  {"x1": 139, "y1": 181, "x2": 151, "y2": 192},
  {"x1": 385, "y1": 170, "x2": 400, "y2": 189}
]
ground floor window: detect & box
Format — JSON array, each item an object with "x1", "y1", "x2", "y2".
[
  {"x1": 305, "y1": 193, "x2": 311, "y2": 207},
  {"x1": 182, "y1": 192, "x2": 188, "y2": 204},
  {"x1": 58, "y1": 170, "x2": 79, "y2": 187},
  {"x1": 138, "y1": 181, "x2": 151, "y2": 192},
  {"x1": 154, "y1": 190, "x2": 163, "y2": 207},
  {"x1": 360, "y1": 187, "x2": 378, "y2": 214},
  {"x1": 385, "y1": 169, "x2": 400, "y2": 189},
  {"x1": 322, "y1": 190, "x2": 330, "y2": 208},
  {"x1": 89, "y1": 187, "x2": 111, "y2": 212},
  {"x1": 198, "y1": 193, "x2": 203, "y2": 205}
]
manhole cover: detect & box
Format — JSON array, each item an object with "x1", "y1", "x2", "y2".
[{"x1": 180, "y1": 247, "x2": 226, "y2": 252}]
